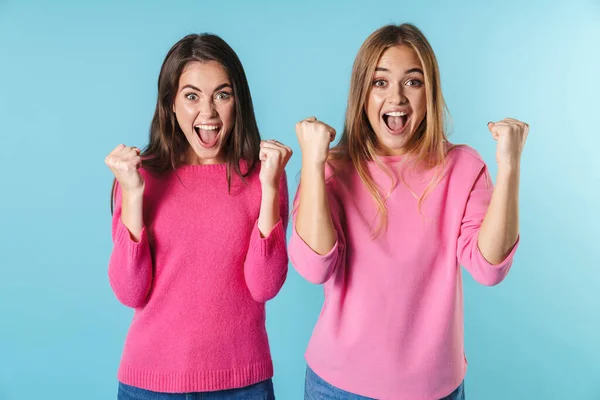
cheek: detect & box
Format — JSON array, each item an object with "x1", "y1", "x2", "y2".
[
  {"x1": 413, "y1": 92, "x2": 427, "y2": 116},
  {"x1": 173, "y1": 104, "x2": 196, "y2": 133},
  {"x1": 366, "y1": 93, "x2": 383, "y2": 120},
  {"x1": 183, "y1": 102, "x2": 198, "y2": 116},
  {"x1": 175, "y1": 101, "x2": 195, "y2": 120},
  {"x1": 218, "y1": 102, "x2": 235, "y2": 125}
]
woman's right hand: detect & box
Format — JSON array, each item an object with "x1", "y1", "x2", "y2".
[
  {"x1": 295, "y1": 117, "x2": 336, "y2": 166},
  {"x1": 105, "y1": 144, "x2": 144, "y2": 193}
]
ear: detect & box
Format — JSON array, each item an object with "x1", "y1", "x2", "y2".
[{"x1": 172, "y1": 103, "x2": 176, "y2": 114}]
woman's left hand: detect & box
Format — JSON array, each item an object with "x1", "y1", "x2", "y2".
[{"x1": 488, "y1": 118, "x2": 529, "y2": 169}]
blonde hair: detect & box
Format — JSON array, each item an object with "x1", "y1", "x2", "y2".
[{"x1": 331, "y1": 23, "x2": 452, "y2": 235}]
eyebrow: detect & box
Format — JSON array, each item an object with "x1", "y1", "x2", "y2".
[
  {"x1": 375, "y1": 67, "x2": 424, "y2": 75},
  {"x1": 180, "y1": 83, "x2": 232, "y2": 93}
]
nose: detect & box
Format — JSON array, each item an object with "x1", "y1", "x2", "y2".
[
  {"x1": 198, "y1": 96, "x2": 217, "y2": 118},
  {"x1": 387, "y1": 83, "x2": 408, "y2": 105}
]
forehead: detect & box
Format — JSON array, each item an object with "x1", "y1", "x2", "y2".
[
  {"x1": 178, "y1": 61, "x2": 230, "y2": 87},
  {"x1": 376, "y1": 44, "x2": 422, "y2": 72}
]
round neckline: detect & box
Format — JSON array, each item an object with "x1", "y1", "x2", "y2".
[
  {"x1": 375, "y1": 155, "x2": 405, "y2": 163},
  {"x1": 176, "y1": 162, "x2": 228, "y2": 170},
  {"x1": 173, "y1": 159, "x2": 253, "y2": 174}
]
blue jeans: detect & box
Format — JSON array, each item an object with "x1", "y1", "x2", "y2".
[
  {"x1": 304, "y1": 366, "x2": 465, "y2": 400},
  {"x1": 118, "y1": 379, "x2": 275, "y2": 400}
]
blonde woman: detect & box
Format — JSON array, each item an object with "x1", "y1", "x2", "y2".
[{"x1": 290, "y1": 24, "x2": 528, "y2": 400}]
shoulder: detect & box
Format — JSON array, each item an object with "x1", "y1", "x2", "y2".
[
  {"x1": 447, "y1": 143, "x2": 485, "y2": 164},
  {"x1": 439, "y1": 143, "x2": 493, "y2": 193},
  {"x1": 446, "y1": 143, "x2": 488, "y2": 173},
  {"x1": 324, "y1": 150, "x2": 354, "y2": 184}
]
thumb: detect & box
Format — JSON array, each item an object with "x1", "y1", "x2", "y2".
[
  {"x1": 259, "y1": 149, "x2": 268, "y2": 162},
  {"x1": 487, "y1": 121, "x2": 495, "y2": 132}
]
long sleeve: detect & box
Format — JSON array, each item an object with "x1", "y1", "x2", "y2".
[
  {"x1": 243, "y1": 171, "x2": 290, "y2": 303},
  {"x1": 288, "y1": 171, "x2": 346, "y2": 285},
  {"x1": 457, "y1": 165, "x2": 519, "y2": 286},
  {"x1": 108, "y1": 182, "x2": 154, "y2": 308}
]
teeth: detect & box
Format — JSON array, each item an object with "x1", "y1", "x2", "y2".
[
  {"x1": 195, "y1": 125, "x2": 220, "y2": 130},
  {"x1": 385, "y1": 111, "x2": 407, "y2": 117}
]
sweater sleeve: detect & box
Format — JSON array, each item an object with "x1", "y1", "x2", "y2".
[
  {"x1": 243, "y1": 171, "x2": 290, "y2": 303},
  {"x1": 107, "y1": 182, "x2": 154, "y2": 308},
  {"x1": 457, "y1": 165, "x2": 520, "y2": 286},
  {"x1": 288, "y1": 169, "x2": 345, "y2": 285}
]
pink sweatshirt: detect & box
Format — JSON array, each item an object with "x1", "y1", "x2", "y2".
[
  {"x1": 289, "y1": 145, "x2": 519, "y2": 400},
  {"x1": 108, "y1": 162, "x2": 289, "y2": 393}
]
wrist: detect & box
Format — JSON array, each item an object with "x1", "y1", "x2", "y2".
[
  {"x1": 497, "y1": 163, "x2": 520, "y2": 176},
  {"x1": 121, "y1": 186, "x2": 145, "y2": 202},
  {"x1": 302, "y1": 160, "x2": 326, "y2": 175},
  {"x1": 261, "y1": 183, "x2": 279, "y2": 197}
]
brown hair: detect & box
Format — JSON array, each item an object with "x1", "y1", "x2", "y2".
[{"x1": 111, "y1": 33, "x2": 261, "y2": 212}]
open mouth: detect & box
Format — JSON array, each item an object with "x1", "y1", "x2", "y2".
[
  {"x1": 194, "y1": 124, "x2": 222, "y2": 149},
  {"x1": 382, "y1": 111, "x2": 410, "y2": 135}
]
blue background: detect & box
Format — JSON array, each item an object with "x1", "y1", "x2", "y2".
[{"x1": 1, "y1": 0, "x2": 598, "y2": 399}]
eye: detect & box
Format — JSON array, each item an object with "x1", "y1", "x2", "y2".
[
  {"x1": 185, "y1": 93, "x2": 198, "y2": 101},
  {"x1": 406, "y1": 79, "x2": 423, "y2": 87},
  {"x1": 373, "y1": 79, "x2": 387, "y2": 88},
  {"x1": 215, "y1": 92, "x2": 231, "y2": 100}
]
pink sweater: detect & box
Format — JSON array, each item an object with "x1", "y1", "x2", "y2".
[
  {"x1": 108, "y1": 162, "x2": 289, "y2": 393},
  {"x1": 289, "y1": 145, "x2": 519, "y2": 400}
]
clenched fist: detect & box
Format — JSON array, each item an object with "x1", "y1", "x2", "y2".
[
  {"x1": 105, "y1": 144, "x2": 144, "y2": 193},
  {"x1": 487, "y1": 118, "x2": 529, "y2": 169},
  {"x1": 295, "y1": 116, "x2": 336, "y2": 166}
]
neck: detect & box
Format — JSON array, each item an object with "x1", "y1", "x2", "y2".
[{"x1": 183, "y1": 149, "x2": 225, "y2": 165}]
